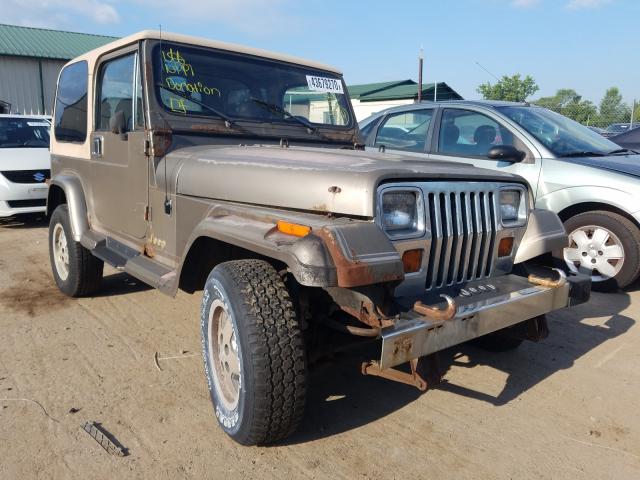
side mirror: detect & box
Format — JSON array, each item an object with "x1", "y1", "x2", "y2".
[
  {"x1": 109, "y1": 111, "x2": 128, "y2": 140},
  {"x1": 487, "y1": 145, "x2": 526, "y2": 163}
]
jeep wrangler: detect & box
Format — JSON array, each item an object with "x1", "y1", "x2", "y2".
[{"x1": 47, "y1": 31, "x2": 590, "y2": 445}]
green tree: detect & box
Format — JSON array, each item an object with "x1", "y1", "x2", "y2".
[
  {"x1": 534, "y1": 89, "x2": 597, "y2": 125},
  {"x1": 632, "y1": 99, "x2": 640, "y2": 124},
  {"x1": 477, "y1": 74, "x2": 539, "y2": 102},
  {"x1": 598, "y1": 87, "x2": 630, "y2": 126}
]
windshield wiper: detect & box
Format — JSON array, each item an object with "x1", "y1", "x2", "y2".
[
  {"x1": 608, "y1": 148, "x2": 638, "y2": 155},
  {"x1": 156, "y1": 84, "x2": 240, "y2": 129},
  {"x1": 558, "y1": 151, "x2": 607, "y2": 158},
  {"x1": 250, "y1": 97, "x2": 319, "y2": 134}
]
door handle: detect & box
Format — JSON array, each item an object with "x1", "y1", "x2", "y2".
[{"x1": 92, "y1": 136, "x2": 103, "y2": 157}]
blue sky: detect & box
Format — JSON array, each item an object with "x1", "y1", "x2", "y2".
[{"x1": 4, "y1": 0, "x2": 639, "y2": 105}]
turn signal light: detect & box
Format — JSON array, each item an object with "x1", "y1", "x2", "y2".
[
  {"x1": 498, "y1": 237, "x2": 514, "y2": 257},
  {"x1": 402, "y1": 249, "x2": 423, "y2": 273},
  {"x1": 276, "y1": 220, "x2": 311, "y2": 237}
]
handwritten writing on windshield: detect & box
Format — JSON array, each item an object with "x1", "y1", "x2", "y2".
[
  {"x1": 165, "y1": 77, "x2": 220, "y2": 97},
  {"x1": 162, "y1": 48, "x2": 195, "y2": 77}
]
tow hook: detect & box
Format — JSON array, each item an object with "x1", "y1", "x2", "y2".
[
  {"x1": 361, "y1": 353, "x2": 446, "y2": 392},
  {"x1": 413, "y1": 294, "x2": 457, "y2": 321},
  {"x1": 528, "y1": 268, "x2": 567, "y2": 288}
]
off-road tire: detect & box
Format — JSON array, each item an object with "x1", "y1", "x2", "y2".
[
  {"x1": 554, "y1": 210, "x2": 640, "y2": 292},
  {"x1": 48, "y1": 205, "x2": 103, "y2": 297},
  {"x1": 200, "y1": 259, "x2": 306, "y2": 445}
]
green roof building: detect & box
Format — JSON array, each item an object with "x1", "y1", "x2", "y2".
[
  {"x1": 0, "y1": 24, "x2": 116, "y2": 114},
  {"x1": 347, "y1": 79, "x2": 463, "y2": 121}
]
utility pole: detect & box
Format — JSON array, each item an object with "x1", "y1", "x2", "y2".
[{"x1": 417, "y1": 47, "x2": 424, "y2": 102}]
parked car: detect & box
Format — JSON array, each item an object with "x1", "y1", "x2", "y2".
[
  {"x1": 587, "y1": 125, "x2": 608, "y2": 136},
  {"x1": 611, "y1": 127, "x2": 640, "y2": 152},
  {"x1": 47, "y1": 31, "x2": 589, "y2": 445},
  {"x1": 0, "y1": 114, "x2": 51, "y2": 217},
  {"x1": 360, "y1": 101, "x2": 640, "y2": 291},
  {"x1": 606, "y1": 123, "x2": 639, "y2": 136}
]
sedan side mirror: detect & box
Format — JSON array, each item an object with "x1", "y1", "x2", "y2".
[
  {"x1": 487, "y1": 145, "x2": 526, "y2": 163},
  {"x1": 109, "y1": 111, "x2": 128, "y2": 140}
]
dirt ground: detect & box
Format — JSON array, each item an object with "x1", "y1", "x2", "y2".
[{"x1": 1, "y1": 215, "x2": 639, "y2": 480}]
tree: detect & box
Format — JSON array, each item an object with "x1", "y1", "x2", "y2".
[
  {"x1": 477, "y1": 74, "x2": 539, "y2": 102},
  {"x1": 632, "y1": 99, "x2": 640, "y2": 124},
  {"x1": 534, "y1": 89, "x2": 597, "y2": 125},
  {"x1": 598, "y1": 87, "x2": 630, "y2": 126}
]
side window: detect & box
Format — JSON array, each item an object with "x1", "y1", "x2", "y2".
[
  {"x1": 97, "y1": 53, "x2": 143, "y2": 131},
  {"x1": 438, "y1": 109, "x2": 517, "y2": 157},
  {"x1": 54, "y1": 61, "x2": 88, "y2": 143},
  {"x1": 374, "y1": 110, "x2": 433, "y2": 152}
]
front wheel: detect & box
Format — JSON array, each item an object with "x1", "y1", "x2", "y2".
[
  {"x1": 556, "y1": 211, "x2": 640, "y2": 292},
  {"x1": 48, "y1": 205, "x2": 103, "y2": 297},
  {"x1": 200, "y1": 259, "x2": 306, "y2": 445}
]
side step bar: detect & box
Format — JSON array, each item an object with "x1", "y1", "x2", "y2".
[{"x1": 81, "y1": 232, "x2": 176, "y2": 296}]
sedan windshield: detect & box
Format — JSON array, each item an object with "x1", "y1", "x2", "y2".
[
  {"x1": 497, "y1": 106, "x2": 620, "y2": 157},
  {"x1": 0, "y1": 118, "x2": 50, "y2": 148},
  {"x1": 153, "y1": 42, "x2": 352, "y2": 129}
]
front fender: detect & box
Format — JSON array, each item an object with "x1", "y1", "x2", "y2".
[
  {"x1": 514, "y1": 209, "x2": 568, "y2": 263},
  {"x1": 47, "y1": 174, "x2": 89, "y2": 242},
  {"x1": 536, "y1": 186, "x2": 639, "y2": 218}
]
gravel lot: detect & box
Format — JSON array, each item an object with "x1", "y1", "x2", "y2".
[{"x1": 1, "y1": 215, "x2": 639, "y2": 480}]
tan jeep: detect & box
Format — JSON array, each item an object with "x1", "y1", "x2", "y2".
[{"x1": 47, "y1": 31, "x2": 590, "y2": 445}]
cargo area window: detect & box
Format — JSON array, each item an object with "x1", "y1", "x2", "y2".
[
  {"x1": 54, "y1": 61, "x2": 88, "y2": 143},
  {"x1": 96, "y1": 52, "x2": 144, "y2": 131},
  {"x1": 374, "y1": 109, "x2": 433, "y2": 152}
]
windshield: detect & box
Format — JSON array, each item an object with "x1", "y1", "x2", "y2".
[
  {"x1": 0, "y1": 118, "x2": 50, "y2": 148},
  {"x1": 153, "y1": 43, "x2": 352, "y2": 129},
  {"x1": 497, "y1": 106, "x2": 620, "y2": 157}
]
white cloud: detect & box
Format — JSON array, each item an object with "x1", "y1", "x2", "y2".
[
  {"x1": 566, "y1": 0, "x2": 612, "y2": 9},
  {"x1": 3, "y1": 0, "x2": 120, "y2": 29},
  {"x1": 511, "y1": 0, "x2": 541, "y2": 8}
]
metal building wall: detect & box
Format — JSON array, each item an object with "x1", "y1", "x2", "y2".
[{"x1": 0, "y1": 55, "x2": 66, "y2": 115}]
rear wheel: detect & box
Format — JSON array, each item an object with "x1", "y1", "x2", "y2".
[
  {"x1": 556, "y1": 211, "x2": 640, "y2": 292},
  {"x1": 48, "y1": 205, "x2": 103, "y2": 297},
  {"x1": 200, "y1": 259, "x2": 306, "y2": 445}
]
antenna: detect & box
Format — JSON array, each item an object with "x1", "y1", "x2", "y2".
[
  {"x1": 417, "y1": 46, "x2": 424, "y2": 102},
  {"x1": 159, "y1": 24, "x2": 172, "y2": 215},
  {"x1": 475, "y1": 61, "x2": 500, "y2": 82}
]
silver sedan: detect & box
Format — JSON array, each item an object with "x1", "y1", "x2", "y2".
[{"x1": 360, "y1": 100, "x2": 640, "y2": 291}]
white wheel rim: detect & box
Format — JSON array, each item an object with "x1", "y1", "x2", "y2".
[
  {"x1": 563, "y1": 225, "x2": 624, "y2": 282},
  {"x1": 208, "y1": 299, "x2": 241, "y2": 411},
  {"x1": 52, "y1": 223, "x2": 70, "y2": 281}
]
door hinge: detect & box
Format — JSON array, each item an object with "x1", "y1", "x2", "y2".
[
  {"x1": 144, "y1": 205, "x2": 152, "y2": 221},
  {"x1": 144, "y1": 139, "x2": 151, "y2": 156}
]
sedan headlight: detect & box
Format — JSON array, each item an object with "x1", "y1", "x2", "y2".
[
  {"x1": 500, "y1": 189, "x2": 526, "y2": 225},
  {"x1": 380, "y1": 189, "x2": 425, "y2": 238}
]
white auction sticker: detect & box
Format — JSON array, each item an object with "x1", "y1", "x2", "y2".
[
  {"x1": 27, "y1": 122, "x2": 50, "y2": 127},
  {"x1": 306, "y1": 75, "x2": 344, "y2": 94}
]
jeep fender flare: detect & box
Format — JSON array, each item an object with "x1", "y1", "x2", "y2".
[{"x1": 47, "y1": 174, "x2": 89, "y2": 242}]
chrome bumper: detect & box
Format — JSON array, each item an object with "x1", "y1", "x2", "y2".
[{"x1": 380, "y1": 272, "x2": 588, "y2": 369}]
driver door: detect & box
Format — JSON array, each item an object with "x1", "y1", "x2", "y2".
[{"x1": 90, "y1": 49, "x2": 149, "y2": 243}]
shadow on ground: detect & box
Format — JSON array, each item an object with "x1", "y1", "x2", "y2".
[
  {"x1": 287, "y1": 290, "x2": 633, "y2": 444},
  {"x1": 0, "y1": 213, "x2": 48, "y2": 229}
]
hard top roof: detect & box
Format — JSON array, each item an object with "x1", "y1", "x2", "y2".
[{"x1": 69, "y1": 30, "x2": 342, "y2": 75}]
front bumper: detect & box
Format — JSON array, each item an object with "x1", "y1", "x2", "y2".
[
  {"x1": 0, "y1": 175, "x2": 48, "y2": 217},
  {"x1": 380, "y1": 271, "x2": 590, "y2": 369}
]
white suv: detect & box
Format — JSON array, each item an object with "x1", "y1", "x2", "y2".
[{"x1": 0, "y1": 114, "x2": 51, "y2": 217}]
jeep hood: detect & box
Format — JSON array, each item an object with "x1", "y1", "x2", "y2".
[{"x1": 171, "y1": 145, "x2": 520, "y2": 217}]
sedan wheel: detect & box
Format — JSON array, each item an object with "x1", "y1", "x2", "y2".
[
  {"x1": 564, "y1": 225, "x2": 624, "y2": 282},
  {"x1": 558, "y1": 210, "x2": 640, "y2": 292}
]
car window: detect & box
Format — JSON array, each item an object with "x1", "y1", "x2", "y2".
[
  {"x1": 438, "y1": 109, "x2": 516, "y2": 157},
  {"x1": 54, "y1": 61, "x2": 88, "y2": 143},
  {"x1": 0, "y1": 118, "x2": 50, "y2": 148},
  {"x1": 374, "y1": 109, "x2": 433, "y2": 152},
  {"x1": 97, "y1": 53, "x2": 143, "y2": 131}
]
